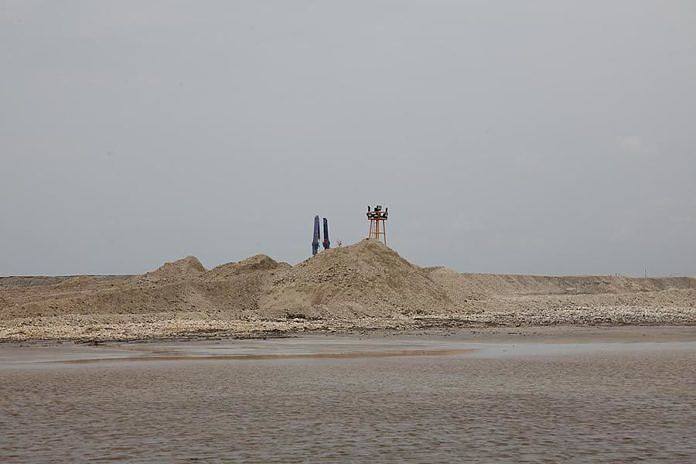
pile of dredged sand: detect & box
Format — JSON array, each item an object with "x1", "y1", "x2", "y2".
[
  {"x1": 260, "y1": 239, "x2": 454, "y2": 318},
  {"x1": 1, "y1": 239, "x2": 695, "y2": 324},
  {"x1": 0, "y1": 240, "x2": 454, "y2": 321}
]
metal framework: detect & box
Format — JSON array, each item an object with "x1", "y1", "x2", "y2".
[{"x1": 367, "y1": 205, "x2": 388, "y2": 245}]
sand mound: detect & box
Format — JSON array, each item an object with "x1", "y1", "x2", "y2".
[
  {"x1": 207, "y1": 255, "x2": 287, "y2": 279},
  {"x1": 260, "y1": 239, "x2": 455, "y2": 318},
  {"x1": 138, "y1": 256, "x2": 206, "y2": 284}
]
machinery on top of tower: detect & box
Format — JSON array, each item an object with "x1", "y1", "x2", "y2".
[{"x1": 367, "y1": 205, "x2": 388, "y2": 245}]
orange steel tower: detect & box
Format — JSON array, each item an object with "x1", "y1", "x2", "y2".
[{"x1": 366, "y1": 205, "x2": 388, "y2": 245}]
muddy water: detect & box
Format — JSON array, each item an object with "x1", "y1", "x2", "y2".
[{"x1": 1, "y1": 331, "x2": 696, "y2": 463}]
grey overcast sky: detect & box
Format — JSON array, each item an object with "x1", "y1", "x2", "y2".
[{"x1": 1, "y1": 1, "x2": 695, "y2": 276}]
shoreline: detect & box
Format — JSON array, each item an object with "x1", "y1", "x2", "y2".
[{"x1": 3, "y1": 321, "x2": 696, "y2": 347}]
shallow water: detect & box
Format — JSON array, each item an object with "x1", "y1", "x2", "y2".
[{"x1": 2, "y1": 333, "x2": 696, "y2": 462}]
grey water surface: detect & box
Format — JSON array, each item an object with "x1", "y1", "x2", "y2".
[{"x1": 1, "y1": 333, "x2": 695, "y2": 463}]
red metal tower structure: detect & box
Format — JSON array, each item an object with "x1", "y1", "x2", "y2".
[{"x1": 367, "y1": 205, "x2": 388, "y2": 245}]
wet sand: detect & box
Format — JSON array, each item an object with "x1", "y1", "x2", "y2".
[{"x1": 2, "y1": 327, "x2": 695, "y2": 462}]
